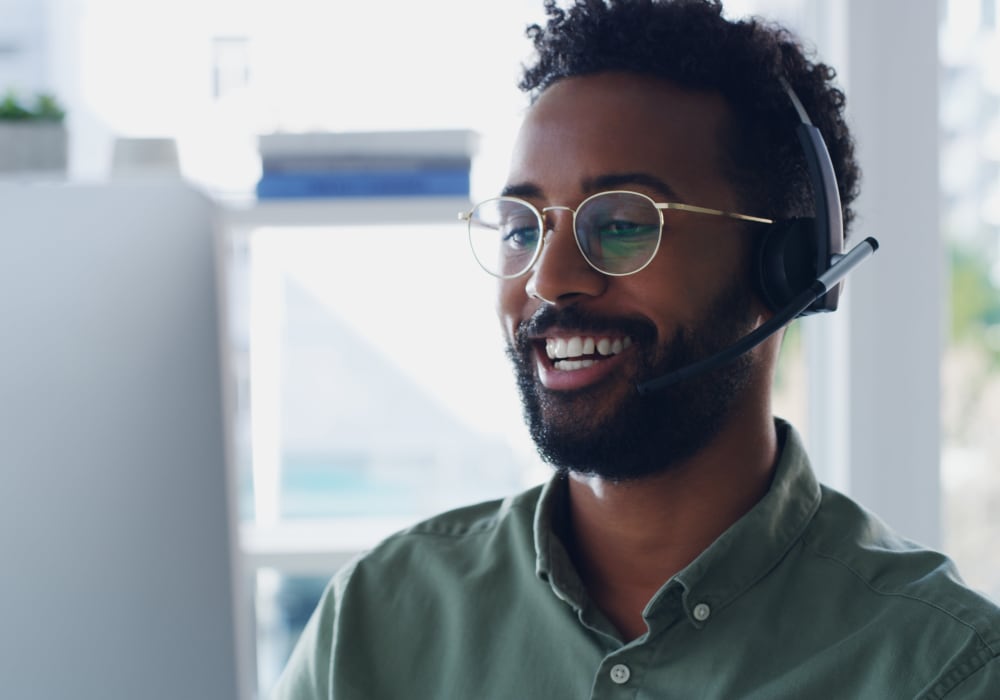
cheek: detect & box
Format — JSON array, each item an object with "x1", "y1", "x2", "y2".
[
  {"x1": 662, "y1": 232, "x2": 749, "y2": 298},
  {"x1": 634, "y1": 234, "x2": 752, "y2": 339},
  {"x1": 497, "y1": 279, "x2": 528, "y2": 340}
]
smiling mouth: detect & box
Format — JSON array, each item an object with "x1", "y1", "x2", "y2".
[{"x1": 543, "y1": 335, "x2": 634, "y2": 370}]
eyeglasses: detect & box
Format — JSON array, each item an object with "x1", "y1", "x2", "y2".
[{"x1": 458, "y1": 190, "x2": 772, "y2": 279}]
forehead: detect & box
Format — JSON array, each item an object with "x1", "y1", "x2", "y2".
[{"x1": 507, "y1": 72, "x2": 736, "y2": 204}]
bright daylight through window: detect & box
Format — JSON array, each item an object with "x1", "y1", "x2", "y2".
[{"x1": 939, "y1": 0, "x2": 1000, "y2": 603}]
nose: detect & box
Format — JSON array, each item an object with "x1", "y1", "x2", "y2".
[{"x1": 524, "y1": 211, "x2": 607, "y2": 304}]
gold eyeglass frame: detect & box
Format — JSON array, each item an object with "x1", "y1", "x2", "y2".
[{"x1": 458, "y1": 189, "x2": 773, "y2": 279}]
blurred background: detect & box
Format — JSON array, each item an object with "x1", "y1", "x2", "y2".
[{"x1": 1, "y1": 0, "x2": 998, "y2": 698}]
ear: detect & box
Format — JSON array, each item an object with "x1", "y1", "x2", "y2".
[{"x1": 754, "y1": 218, "x2": 819, "y2": 312}]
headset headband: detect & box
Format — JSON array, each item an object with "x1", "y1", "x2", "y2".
[{"x1": 779, "y1": 77, "x2": 845, "y2": 314}]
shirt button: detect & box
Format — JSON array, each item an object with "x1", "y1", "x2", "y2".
[
  {"x1": 693, "y1": 603, "x2": 711, "y2": 622},
  {"x1": 609, "y1": 663, "x2": 631, "y2": 684}
]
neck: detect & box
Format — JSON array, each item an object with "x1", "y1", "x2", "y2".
[{"x1": 563, "y1": 407, "x2": 779, "y2": 641}]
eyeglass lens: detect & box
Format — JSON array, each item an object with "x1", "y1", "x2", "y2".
[{"x1": 467, "y1": 192, "x2": 662, "y2": 278}]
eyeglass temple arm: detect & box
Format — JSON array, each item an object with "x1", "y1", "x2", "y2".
[
  {"x1": 461, "y1": 203, "x2": 772, "y2": 229},
  {"x1": 655, "y1": 203, "x2": 773, "y2": 224}
]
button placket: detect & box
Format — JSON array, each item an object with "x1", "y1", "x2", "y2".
[
  {"x1": 692, "y1": 603, "x2": 711, "y2": 622},
  {"x1": 609, "y1": 663, "x2": 631, "y2": 685}
]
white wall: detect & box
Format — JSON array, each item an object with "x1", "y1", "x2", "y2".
[{"x1": 840, "y1": 0, "x2": 942, "y2": 548}]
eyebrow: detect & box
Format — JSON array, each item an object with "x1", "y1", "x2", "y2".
[
  {"x1": 500, "y1": 172, "x2": 683, "y2": 202},
  {"x1": 499, "y1": 182, "x2": 543, "y2": 199},
  {"x1": 585, "y1": 172, "x2": 681, "y2": 200}
]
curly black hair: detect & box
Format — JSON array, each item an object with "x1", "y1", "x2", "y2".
[{"x1": 520, "y1": 0, "x2": 860, "y2": 234}]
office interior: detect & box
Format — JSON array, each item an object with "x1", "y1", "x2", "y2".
[{"x1": 2, "y1": 1, "x2": 999, "y2": 698}]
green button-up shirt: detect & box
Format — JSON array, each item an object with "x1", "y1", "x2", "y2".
[{"x1": 272, "y1": 422, "x2": 1000, "y2": 698}]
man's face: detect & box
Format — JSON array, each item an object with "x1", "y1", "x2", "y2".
[{"x1": 499, "y1": 72, "x2": 768, "y2": 480}]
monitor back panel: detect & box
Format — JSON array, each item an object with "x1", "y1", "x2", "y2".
[{"x1": 0, "y1": 182, "x2": 240, "y2": 700}]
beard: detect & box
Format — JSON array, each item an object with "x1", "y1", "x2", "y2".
[{"x1": 506, "y1": 280, "x2": 757, "y2": 482}]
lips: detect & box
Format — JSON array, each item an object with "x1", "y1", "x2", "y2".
[
  {"x1": 516, "y1": 306, "x2": 649, "y2": 391},
  {"x1": 544, "y1": 335, "x2": 634, "y2": 370},
  {"x1": 531, "y1": 332, "x2": 635, "y2": 391}
]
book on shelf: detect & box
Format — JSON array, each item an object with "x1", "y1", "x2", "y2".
[
  {"x1": 256, "y1": 129, "x2": 477, "y2": 200},
  {"x1": 260, "y1": 155, "x2": 471, "y2": 174},
  {"x1": 255, "y1": 168, "x2": 470, "y2": 199}
]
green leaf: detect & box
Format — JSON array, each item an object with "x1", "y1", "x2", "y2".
[{"x1": 0, "y1": 89, "x2": 66, "y2": 121}]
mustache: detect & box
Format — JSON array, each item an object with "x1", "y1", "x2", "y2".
[{"x1": 515, "y1": 305, "x2": 658, "y2": 347}]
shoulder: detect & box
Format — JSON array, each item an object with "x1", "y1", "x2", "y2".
[
  {"x1": 805, "y1": 485, "x2": 997, "y2": 616},
  {"x1": 390, "y1": 483, "x2": 543, "y2": 540},
  {"x1": 801, "y1": 485, "x2": 1000, "y2": 697},
  {"x1": 339, "y1": 483, "x2": 545, "y2": 592},
  {"x1": 377, "y1": 482, "x2": 542, "y2": 549}
]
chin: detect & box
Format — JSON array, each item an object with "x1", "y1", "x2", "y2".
[
  {"x1": 509, "y1": 274, "x2": 760, "y2": 480},
  {"x1": 524, "y1": 352, "x2": 749, "y2": 481}
]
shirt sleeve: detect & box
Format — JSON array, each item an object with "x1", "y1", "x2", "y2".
[{"x1": 267, "y1": 560, "x2": 358, "y2": 700}]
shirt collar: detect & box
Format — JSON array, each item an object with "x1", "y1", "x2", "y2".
[
  {"x1": 532, "y1": 419, "x2": 822, "y2": 624},
  {"x1": 534, "y1": 472, "x2": 589, "y2": 609},
  {"x1": 669, "y1": 420, "x2": 821, "y2": 626}
]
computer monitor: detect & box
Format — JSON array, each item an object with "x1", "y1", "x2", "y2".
[{"x1": 0, "y1": 181, "x2": 243, "y2": 700}]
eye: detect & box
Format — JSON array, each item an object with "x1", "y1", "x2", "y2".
[
  {"x1": 498, "y1": 207, "x2": 541, "y2": 250},
  {"x1": 592, "y1": 219, "x2": 660, "y2": 263},
  {"x1": 598, "y1": 219, "x2": 658, "y2": 237},
  {"x1": 502, "y1": 225, "x2": 541, "y2": 250}
]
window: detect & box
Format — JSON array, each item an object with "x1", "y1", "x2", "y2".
[
  {"x1": 221, "y1": 204, "x2": 551, "y2": 693},
  {"x1": 940, "y1": 0, "x2": 1000, "y2": 600}
]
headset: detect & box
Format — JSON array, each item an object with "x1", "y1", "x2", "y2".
[
  {"x1": 756, "y1": 77, "x2": 846, "y2": 316},
  {"x1": 636, "y1": 78, "x2": 879, "y2": 395}
]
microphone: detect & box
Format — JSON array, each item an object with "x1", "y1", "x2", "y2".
[{"x1": 636, "y1": 236, "x2": 880, "y2": 395}]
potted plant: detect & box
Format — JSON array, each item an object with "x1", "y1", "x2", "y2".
[{"x1": 0, "y1": 90, "x2": 68, "y2": 173}]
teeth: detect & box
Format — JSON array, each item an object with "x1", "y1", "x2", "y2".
[
  {"x1": 553, "y1": 358, "x2": 596, "y2": 371},
  {"x1": 544, "y1": 335, "x2": 633, "y2": 362}
]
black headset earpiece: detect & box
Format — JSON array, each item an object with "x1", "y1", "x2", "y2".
[
  {"x1": 756, "y1": 217, "x2": 818, "y2": 311},
  {"x1": 754, "y1": 78, "x2": 845, "y2": 316}
]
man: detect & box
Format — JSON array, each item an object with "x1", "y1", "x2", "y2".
[{"x1": 273, "y1": 1, "x2": 1000, "y2": 697}]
